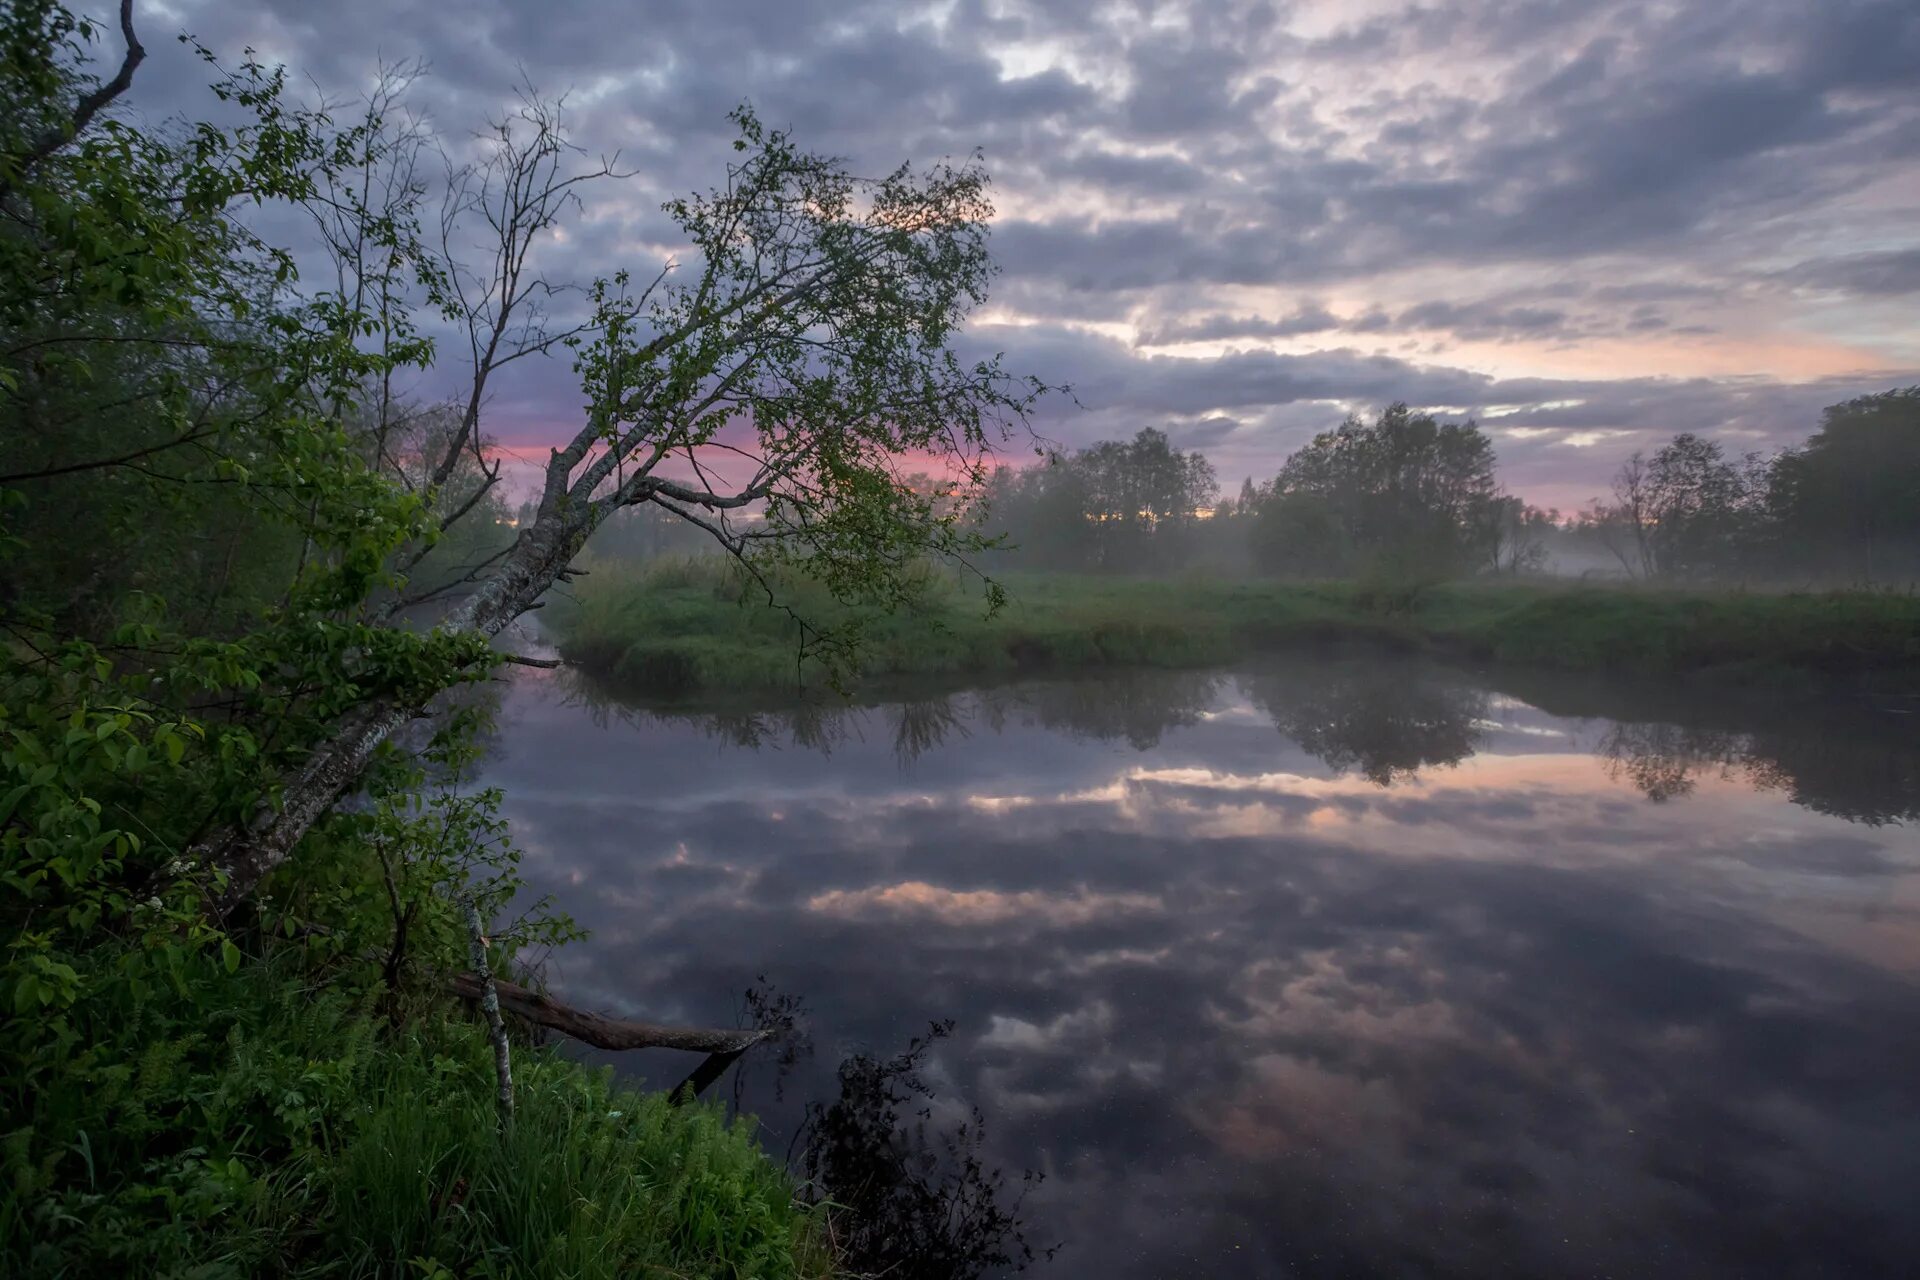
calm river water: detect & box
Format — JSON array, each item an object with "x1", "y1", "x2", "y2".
[{"x1": 481, "y1": 656, "x2": 1920, "y2": 1279}]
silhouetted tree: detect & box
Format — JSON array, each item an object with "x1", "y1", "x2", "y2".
[
  {"x1": 1585, "y1": 434, "x2": 1766, "y2": 579},
  {"x1": 981, "y1": 427, "x2": 1216, "y2": 571},
  {"x1": 1250, "y1": 403, "x2": 1504, "y2": 579},
  {"x1": 795, "y1": 1021, "x2": 1054, "y2": 1279},
  {"x1": 1767, "y1": 387, "x2": 1920, "y2": 582},
  {"x1": 1483, "y1": 497, "x2": 1557, "y2": 575}
]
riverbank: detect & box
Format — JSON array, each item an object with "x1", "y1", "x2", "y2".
[
  {"x1": 5, "y1": 948, "x2": 828, "y2": 1278},
  {"x1": 548, "y1": 559, "x2": 1920, "y2": 696}
]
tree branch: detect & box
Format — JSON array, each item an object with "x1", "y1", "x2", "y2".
[
  {"x1": 11, "y1": 0, "x2": 145, "y2": 185},
  {"x1": 445, "y1": 972, "x2": 768, "y2": 1054}
]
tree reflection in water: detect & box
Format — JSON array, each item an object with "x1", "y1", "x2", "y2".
[
  {"x1": 1516, "y1": 674, "x2": 1920, "y2": 824},
  {"x1": 558, "y1": 660, "x2": 1920, "y2": 821},
  {"x1": 1598, "y1": 721, "x2": 1748, "y2": 802},
  {"x1": 791, "y1": 1020, "x2": 1055, "y2": 1279},
  {"x1": 557, "y1": 666, "x2": 1221, "y2": 766},
  {"x1": 681, "y1": 977, "x2": 1055, "y2": 1275},
  {"x1": 1242, "y1": 661, "x2": 1487, "y2": 784}
]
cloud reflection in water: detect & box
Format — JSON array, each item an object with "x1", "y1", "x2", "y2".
[{"x1": 487, "y1": 658, "x2": 1920, "y2": 1278}]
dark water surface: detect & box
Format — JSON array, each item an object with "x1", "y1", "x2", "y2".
[{"x1": 481, "y1": 657, "x2": 1920, "y2": 1279}]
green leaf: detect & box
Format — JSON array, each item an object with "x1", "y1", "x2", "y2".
[
  {"x1": 0, "y1": 784, "x2": 31, "y2": 826},
  {"x1": 221, "y1": 940, "x2": 241, "y2": 973}
]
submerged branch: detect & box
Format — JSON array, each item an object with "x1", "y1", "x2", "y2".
[{"x1": 445, "y1": 972, "x2": 769, "y2": 1054}]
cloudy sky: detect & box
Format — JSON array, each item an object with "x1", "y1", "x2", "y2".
[{"x1": 128, "y1": 0, "x2": 1919, "y2": 508}]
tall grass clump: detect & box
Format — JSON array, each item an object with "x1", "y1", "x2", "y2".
[{"x1": 329, "y1": 1050, "x2": 826, "y2": 1279}]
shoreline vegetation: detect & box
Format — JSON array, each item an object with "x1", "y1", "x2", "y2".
[
  {"x1": 8, "y1": 944, "x2": 830, "y2": 1278},
  {"x1": 549, "y1": 558, "x2": 1920, "y2": 698}
]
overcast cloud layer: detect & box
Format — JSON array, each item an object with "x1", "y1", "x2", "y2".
[{"x1": 127, "y1": 0, "x2": 1920, "y2": 507}]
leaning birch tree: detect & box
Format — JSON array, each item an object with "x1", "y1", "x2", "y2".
[
  {"x1": 198, "y1": 114, "x2": 1046, "y2": 910},
  {"x1": 0, "y1": 1, "x2": 1046, "y2": 932}
]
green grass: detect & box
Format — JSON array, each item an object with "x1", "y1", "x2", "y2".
[
  {"x1": 3, "y1": 949, "x2": 829, "y2": 1280},
  {"x1": 548, "y1": 557, "x2": 1920, "y2": 695},
  {"x1": 1409, "y1": 581, "x2": 1920, "y2": 679},
  {"x1": 327, "y1": 1051, "x2": 822, "y2": 1280}
]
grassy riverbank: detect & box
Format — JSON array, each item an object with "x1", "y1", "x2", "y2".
[
  {"x1": 5, "y1": 949, "x2": 828, "y2": 1279},
  {"x1": 549, "y1": 558, "x2": 1920, "y2": 695}
]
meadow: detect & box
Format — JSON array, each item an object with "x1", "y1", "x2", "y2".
[{"x1": 548, "y1": 557, "x2": 1920, "y2": 697}]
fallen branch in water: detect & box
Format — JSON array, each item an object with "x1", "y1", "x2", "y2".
[{"x1": 445, "y1": 972, "x2": 768, "y2": 1054}]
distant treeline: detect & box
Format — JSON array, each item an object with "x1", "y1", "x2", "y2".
[{"x1": 968, "y1": 388, "x2": 1920, "y2": 584}]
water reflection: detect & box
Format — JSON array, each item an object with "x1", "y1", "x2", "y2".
[
  {"x1": 496, "y1": 658, "x2": 1920, "y2": 1278},
  {"x1": 794, "y1": 1019, "x2": 1054, "y2": 1279},
  {"x1": 1600, "y1": 720, "x2": 1748, "y2": 802},
  {"x1": 559, "y1": 658, "x2": 1920, "y2": 820},
  {"x1": 559, "y1": 667, "x2": 1228, "y2": 767},
  {"x1": 1443, "y1": 665, "x2": 1920, "y2": 824},
  {"x1": 1242, "y1": 662, "x2": 1486, "y2": 784}
]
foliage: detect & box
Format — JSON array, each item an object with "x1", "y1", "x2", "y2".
[
  {"x1": 1766, "y1": 387, "x2": 1920, "y2": 582},
  {"x1": 1578, "y1": 390, "x2": 1920, "y2": 584},
  {"x1": 1, "y1": 948, "x2": 829, "y2": 1279},
  {"x1": 0, "y1": 0, "x2": 483, "y2": 1112},
  {"x1": 0, "y1": 7, "x2": 952, "y2": 1274},
  {"x1": 980, "y1": 427, "x2": 1218, "y2": 571},
  {"x1": 1483, "y1": 496, "x2": 1558, "y2": 576},
  {"x1": 1247, "y1": 403, "x2": 1505, "y2": 581},
  {"x1": 1583, "y1": 433, "x2": 1768, "y2": 579},
  {"x1": 967, "y1": 389, "x2": 1916, "y2": 589},
  {"x1": 543, "y1": 102, "x2": 1049, "y2": 684}
]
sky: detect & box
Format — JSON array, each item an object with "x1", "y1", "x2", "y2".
[{"x1": 123, "y1": 0, "x2": 1920, "y2": 510}]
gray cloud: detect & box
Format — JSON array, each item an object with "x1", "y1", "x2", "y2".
[
  {"x1": 120, "y1": 0, "x2": 1920, "y2": 496},
  {"x1": 1780, "y1": 249, "x2": 1920, "y2": 297},
  {"x1": 1141, "y1": 299, "x2": 1584, "y2": 346},
  {"x1": 1136, "y1": 303, "x2": 1344, "y2": 345}
]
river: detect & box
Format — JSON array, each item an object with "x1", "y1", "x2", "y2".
[{"x1": 480, "y1": 654, "x2": 1920, "y2": 1278}]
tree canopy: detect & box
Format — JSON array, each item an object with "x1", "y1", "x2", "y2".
[
  {"x1": 1246, "y1": 403, "x2": 1504, "y2": 579},
  {"x1": 981, "y1": 426, "x2": 1217, "y2": 571}
]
